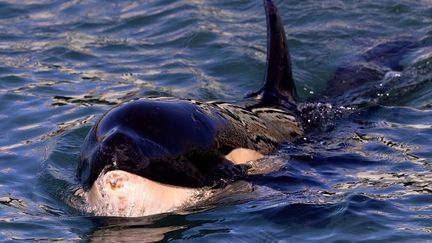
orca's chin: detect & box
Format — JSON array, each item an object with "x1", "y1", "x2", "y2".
[{"x1": 84, "y1": 170, "x2": 199, "y2": 217}]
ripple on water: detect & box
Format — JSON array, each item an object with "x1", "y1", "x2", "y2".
[{"x1": 0, "y1": 0, "x2": 431, "y2": 241}]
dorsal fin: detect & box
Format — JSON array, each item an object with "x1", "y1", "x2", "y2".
[{"x1": 249, "y1": 0, "x2": 297, "y2": 104}]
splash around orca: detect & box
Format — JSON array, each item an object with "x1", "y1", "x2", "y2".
[{"x1": 76, "y1": 0, "x2": 421, "y2": 217}]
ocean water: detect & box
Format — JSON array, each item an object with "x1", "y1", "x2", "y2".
[{"x1": 0, "y1": 0, "x2": 431, "y2": 241}]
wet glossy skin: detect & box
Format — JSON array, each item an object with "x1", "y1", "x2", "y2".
[
  {"x1": 78, "y1": 98, "x2": 303, "y2": 191},
  {"x1": 79, "y1": 99, "x2": 238, "y2": 190}
]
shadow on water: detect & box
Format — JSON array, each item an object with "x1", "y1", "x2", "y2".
[{"x1": 86, "y1": 214, "x2": 219, "y2": 242}]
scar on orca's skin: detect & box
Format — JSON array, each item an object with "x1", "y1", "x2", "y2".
[{"x1": 77, "y1": 0, "x2": 423, "y2": 217}]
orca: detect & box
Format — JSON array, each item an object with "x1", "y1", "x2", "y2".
[{"x1": 76, "y1": 0, "x2": 423, "y2": 217}]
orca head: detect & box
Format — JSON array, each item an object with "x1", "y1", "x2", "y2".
[{"x1": 77, "y1": 100, "x2": 240, "y2": 191}]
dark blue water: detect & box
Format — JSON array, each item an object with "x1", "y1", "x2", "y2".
[{"x1": 0, "y1": 0, "x2": 431, "y2": 241}]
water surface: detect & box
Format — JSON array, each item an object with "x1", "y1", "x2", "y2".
[{"x1": 0, "y1": 0, "x2": 431, "y2": 241}]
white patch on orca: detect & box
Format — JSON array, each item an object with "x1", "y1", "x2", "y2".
[{"x1": 84, "y1": 170, "x2": 200, "y2": 217}]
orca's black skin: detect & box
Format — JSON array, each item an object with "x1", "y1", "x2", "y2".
[{"x1": 77, "y1": 0, "x2": 303, "y2": 190}]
